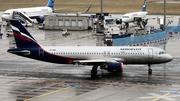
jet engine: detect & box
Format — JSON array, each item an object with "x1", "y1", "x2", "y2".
[
  {"x1": 115, "y1": 18, "x2": 122, "y2": 24},
  {"x1": 100, "y1": 62, "x2": 123, "y2": 72},
  {"x1": 36, "y1": 16, "x2": 45, "y2": 23},
  {"x1": 142, "y1": 19, "x2": 148, "y2": 26}
]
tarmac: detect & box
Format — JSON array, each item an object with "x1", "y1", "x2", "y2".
[{"x1": 0, "y1": 14, "x2": 180, "y2": 101}]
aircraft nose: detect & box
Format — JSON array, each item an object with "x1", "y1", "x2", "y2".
[
  {"x1": 2, "y1": 15, "x2": 8, "y2": 20},
  {"x1": 166, "y1": 54, "x2": 173, "y2": 62},
  {"x1": 2, "y1": 14, "x2": 11, "y2": 20},
  {"x1": 122, "y1": 18, "x2": 127, "y2": 22},
  {"x1": 2, "y1": 15, "x2": 6, "y2": 19}
]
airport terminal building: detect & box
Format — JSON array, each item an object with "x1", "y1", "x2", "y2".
[{"x1": 44, "y1": 14, "x2": 94, "y2": 30}]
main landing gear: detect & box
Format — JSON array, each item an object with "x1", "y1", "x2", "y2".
[
  {"x1": 91, "y1": 65, "x2": 98, "y2": 78},
  {"x1": 125, "y1": 23, "x2": 129, "y2": 32},
  {"x1": 148, "y1": 64, "x2": 152, "y2": 75}
]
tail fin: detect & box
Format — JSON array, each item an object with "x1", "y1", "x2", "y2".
[
  {"x1": 47, "y1": 0, "x2": 55, "y2": 11},
  {"x1": 10, "y1": 20, "x2": 39, "y2": 48},
  {"x1": 142, "y1": 0, "x2": 147, "y2": 11}
]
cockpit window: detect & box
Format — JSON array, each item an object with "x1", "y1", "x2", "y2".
[
  {"x1": 159, "y1": 51, "x2": 166, "y2": 55},
  {"x1": 123, "y1": 16, "x2": 129, "y2": 18}
]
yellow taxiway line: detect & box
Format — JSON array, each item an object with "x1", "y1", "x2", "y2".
[
  {"x1": 151, "y1": 93, "x2": 170, "y2": 101},
  {"x1": 24, "y1": 86, "x2": 71, "y2": 101}
]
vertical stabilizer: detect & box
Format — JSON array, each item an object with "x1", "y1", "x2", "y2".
[
  {"x1": 47, "y1": 0, "x2": 54, "y2": 11},
  {"x1": 142, "y1": 0, "x2": 147, "y2": 11},
  {"x1": 10, "y1": 20, "x2": 39, "y2": 48}
]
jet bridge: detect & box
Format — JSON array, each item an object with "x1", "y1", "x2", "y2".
[{"x1": 13, "y1": 11, "x2": 34, "y2": 24}]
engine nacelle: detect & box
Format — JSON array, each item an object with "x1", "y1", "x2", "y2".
[
  {"x1": 142, "y1": 19, "x2": 148, "y2": 26},
  {"x1": 115, "y1": 18, "x2": 122, "y2": 24},
  {"x1": 36, "y1": 16, "x2": 45, "y2": 23},
  {"x1": 101, "y1": 62, "x2": 123, "y2": 72}
]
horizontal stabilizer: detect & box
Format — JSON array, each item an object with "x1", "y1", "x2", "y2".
[{"x1": 8, "y1": 50, "x2": 30, "y2": 56}]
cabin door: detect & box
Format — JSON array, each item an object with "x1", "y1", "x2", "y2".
[
  {"x1": 103, "y1": 51, "x2": 106, "y2": 57},
  {"x1": 148, "y1": 48, "x2": 153, "y2": 59},
  {"x1": 107, "y1": 51, "x2": 110, "y2": 57},
  {"x1": 104, "y1": 51, "x2": 110, "y2": 57}
]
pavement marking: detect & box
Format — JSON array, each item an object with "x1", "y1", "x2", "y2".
[
  {"x1": 139, "y1": 93, "x2": 180, "y2": 100},
  {"x1": 24, "y1": 86, "x2": 71, "y2": 101},
  {"x1": 151, "y1": 93, "x2": 170, "y2": 101},
  {"x1": 3, "y1": 64, "x2": 51, "y2": 76},
  {"x1": 160, "y1": 90, "x2": 180, "y2": 94}
]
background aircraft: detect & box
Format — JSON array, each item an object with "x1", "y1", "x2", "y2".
[
  {"x1": 8, "y1": 20, "x2": 172, "y2": 78},
  {"x1": 2, "y1": 0, "x2": 55, "y2": 23},
  {"x1": 115, "y1": 0, "x2": 148, "y2": 28}
]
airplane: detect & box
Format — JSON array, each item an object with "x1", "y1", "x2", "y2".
[
  {"x1": 115, "y1": 0, "x2": 148, "y2": 28},
  {"x1": 2, "y1": 0, "x2": 92, "y2": 24},
  {"x1": 2, "y1": 0, "x2": 55, "y2": 23},
  {"x1": 8, "y1": 20, "x2": 173, "y2": 78}
]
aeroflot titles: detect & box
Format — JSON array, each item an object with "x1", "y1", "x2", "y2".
[{"x1": 120, "y1": 48, "x2": 141, "y2": 50}]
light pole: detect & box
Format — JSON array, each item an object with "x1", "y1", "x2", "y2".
[
  {"x1": 163, "y1": 0, "x2": 166, "y2": 31},
  {"x1": 100, "y1": 0, "x2": 104, "y2": 32}
]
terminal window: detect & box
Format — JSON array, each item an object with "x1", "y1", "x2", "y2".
[
  {"x1": 78, "y1": 20, "x2": 83, "y2": 27},
  {"x1": 58, "y1": 20, "x2": 63, "y2": 26}
]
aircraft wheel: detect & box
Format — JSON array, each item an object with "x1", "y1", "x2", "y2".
[
  {"x1": 148, "y1": 69, "x2": 152, "y2": 75},
  {"x1": 91, "y1": 65, "x2": 98, "y2": 78},
  {"x1": 91, "y1": 70, "x2": 97, "y2": 78}
]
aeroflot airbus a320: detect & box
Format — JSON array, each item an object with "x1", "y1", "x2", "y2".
[{"x1": 8, "y1": 20, "x2": 173, "y2": 78}]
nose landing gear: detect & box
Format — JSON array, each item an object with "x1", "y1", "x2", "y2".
[{"x1": 148, "y1": 64, "x2": 152, "y2": 75}]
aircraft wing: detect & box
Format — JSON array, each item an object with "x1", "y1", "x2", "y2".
[
  {"x1": 54, "y1": 4, "x2": 91, "y2": 13},
  {"x1": 145, "y1": 17, "x2": 157, "y2": 20},
  {"x1": 60, "y1": 4, "x2": 92, "y2": 15},
  {"x1": 84, "y1": 4, "x2": 92, "y2": 13},
  {"x1": 54, "y1": 8, "x2": 69, "y2": 11},
  {"x1": 74, "y1": 58, "x2": 125, "y2": 65}
]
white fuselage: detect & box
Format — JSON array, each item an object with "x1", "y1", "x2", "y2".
[
  {"x1": 2, "y1": 6, "x2": 53, "y2": 20},
  {"x1": 42, "y1": 46, "x2": 172, "y2": 64},
  {"x1": 8, "y1": 19, "x2": 173, "y2": 66},
  {"x1": 122, "y1": 11, "x2": 148, "y2": 23}
]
